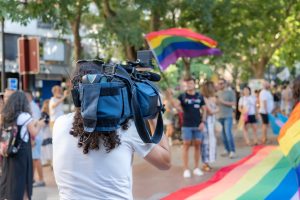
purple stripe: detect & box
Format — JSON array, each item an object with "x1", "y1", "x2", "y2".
[{"x1": 159, "y1": 48, "x2": 222, "y2": 70}]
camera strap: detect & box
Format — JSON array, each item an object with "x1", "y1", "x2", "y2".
[
  {"x1": 114, "y1": 65, "x2": 163, "y2": 144},
  {"x1": 130, "y1": 86, "x2": 163, "y2": 144}
]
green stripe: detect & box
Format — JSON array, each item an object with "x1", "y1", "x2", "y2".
[
  {"x1": 214, "y1": 149, "x2": 283, "y2": 200},
  {"x1": 237, "y1": 155, "x2": 292, "y2": 200},
  {"x1": 286, "y1": 140, "x2": 300, "y2": 167},
  {"x1": 153, "y1": 36, "x2": 201, "y2": 55}
]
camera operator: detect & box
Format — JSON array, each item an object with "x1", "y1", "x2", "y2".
[{"x1": 52, "y1": 61, "x2": 170, "y2": 199}]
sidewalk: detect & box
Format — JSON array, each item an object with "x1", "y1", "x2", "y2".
[{"x1": 33, "y1": 129, "x2": 278, "y2": 200}]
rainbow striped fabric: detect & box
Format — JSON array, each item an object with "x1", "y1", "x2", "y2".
[
  {"x1": 278, "y1": 103, "x2": 300, "y2": 177},
  {"x1": 145, "y1": 28, "x2": 221, "y2": 70},
  {"x1": 163, "y1": 146, "x2": 299, "y2": 200}
]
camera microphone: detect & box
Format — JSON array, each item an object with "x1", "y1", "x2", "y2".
[{"x1": 142, "y1": 72, "x2": 161, "y2": 82}]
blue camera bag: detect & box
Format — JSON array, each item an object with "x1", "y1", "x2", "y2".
[{"x1": 72, "y1": 64, "x2": 164, "y2": 144}]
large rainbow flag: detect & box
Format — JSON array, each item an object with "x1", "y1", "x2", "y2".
[
  {"x1": 145, "y1": 28, "x2": 221, "y2": 70},
  {"x1": 278, "y1": 102, "x2": 300, "y2": 179},
  {"x1": 162, "y1": 146, "x2": 299, "y2": 200}
]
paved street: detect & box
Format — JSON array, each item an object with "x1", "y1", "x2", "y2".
[{"x1": 32, "y1": 127, "x2": 277, "y2": 200}]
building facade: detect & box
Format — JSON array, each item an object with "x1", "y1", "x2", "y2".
[{"x1": 0, "y1": 19, "x2": 72, "y2": 101}]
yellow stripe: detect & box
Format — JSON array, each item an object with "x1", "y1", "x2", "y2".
[
  {"x1": 213, "y1": 149, "x2": 283, "y2": 200},
  {"x1": 148, "y1": 35, "x2": 215, "y2": 49},
  {"x1": 278, "y1": 120, "x2": 300, "y2": 156}
]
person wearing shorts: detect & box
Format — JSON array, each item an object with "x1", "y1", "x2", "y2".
[
  {"x1": 176, "y1": 77, "x2": 206, "y2": 178},
  {"x1": 239, "y1": 86, "x2": 258, "y2": 146},
  {"x1": 32, "y1": 133, "x2": 45, "y2": 187},
  {"x1": 259, "y1": 81, "x2": 274, "y2": 144}
]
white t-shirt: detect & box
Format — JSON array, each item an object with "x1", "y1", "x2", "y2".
[
  {"x1": 49, "y1": 97, "x2": 64, "y2": 122},
  {"x1": 238, "y1": 96, "x2": 256, "y2": 115},
  {"x1": 53, "y1": 113, "x2": 155, "y2": 200},
  {"x1": 30, "y1": 101, "x2": 41, "y2": 120},
  {"x1": 17, "y1": 112, "x2": 33, "y2": 142},
  {"x1": 259, "y1": 89, "x2": 274, "y2": 114}
]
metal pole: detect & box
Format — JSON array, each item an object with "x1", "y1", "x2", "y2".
[{"x1": 1, "y1": 17, "x2": 5, "y2": 92}]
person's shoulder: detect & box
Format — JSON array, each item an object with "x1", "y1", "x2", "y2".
[
  {"x1": 55, "y1": 113, "x2": 74, "y2": 126},
  {"x1": 17, "y1": 112, "x2": 32, "y2": 125},
  {"x1": 49, "y1": 97, "x2": 57, "y2": 102},
  {"x1": 53, "y1": 113, "x2": 74, "y2": 139},
  {"x1": 178, "y1": 93, "x2": 185, "y2": 101},
  {"x1": 196, "y1": 92, "x2": 202, "y2": 97}
]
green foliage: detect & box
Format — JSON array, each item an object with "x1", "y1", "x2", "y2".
[{"x1": 2, "y1": 0, "x2": 300, "y2": 85}]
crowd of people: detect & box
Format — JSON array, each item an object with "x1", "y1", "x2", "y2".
[
  {"x1": 162, "y1": 77, "x2": 296, "y2": 178},
  {"x1": 0, "y1": 85, "x2": 67, "y2": 199},
  {"x1": 0, "y1": 61, "x2": 171, "y2": 200},
  {"x1": 0, "y1": 67, "x2": 298, "y2": 199}
]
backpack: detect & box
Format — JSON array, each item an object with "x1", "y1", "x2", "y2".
[
  {"x1": 71, "y1": 62, "x2": 164, "y2": 144},
  {"x1": 0, "y1": 119, "x2": 30, "y2": 157}
]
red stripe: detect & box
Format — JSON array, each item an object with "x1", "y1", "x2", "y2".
[
  {"x1": 161, "y1": 146, "x2": 266, "y2": 200},
  {"x1": 145, "y1": 28, "x2": 217, "y2": 46}
]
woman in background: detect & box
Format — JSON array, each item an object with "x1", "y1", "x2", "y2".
[
  {"x1": 238, "y1": 86, "x2": 258, "y2": 146},
  {"x1": 163, "y1": 89, "x2": 176, "y2": 146},
  {"x1": 0, "y1": 91, "x2": 44, "y2": 200},
  {"x1": 40, "y1": 100, "x2": 52, "y2": 167},
  {"x1": 201, "y1": 81, "x2": 219, "y2": 171}
]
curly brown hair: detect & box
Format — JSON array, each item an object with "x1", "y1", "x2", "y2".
[
  {"x1": 70, "y1": 60, "x2": 129, "y2": 154},
  {"x1": 1, "y1": 91, "x2": 31, "y2": 127}
]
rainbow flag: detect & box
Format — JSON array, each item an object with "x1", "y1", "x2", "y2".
[
  {"x1": 145, "y1": 28, "x2": 221, "y2": 70},
  {"x1": 162, "y1": 146, "x2": 299, "y2": 200},
  {"x1": 278, "y1": 103, "x2": 300, "y2": 179}
]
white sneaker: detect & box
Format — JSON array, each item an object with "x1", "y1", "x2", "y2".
[
  {"x1": 220, "y1": 150, "x2": 229, "y2": 157},
  {"x1": 183, "y1": 169, "x2": 191, "y2": 178},
  {"x1": 229, "y1": 152, "x2": 236, "y2": 159},
  {"x1": 193, "y1": 168, "x2": 204, "y2": 176}
]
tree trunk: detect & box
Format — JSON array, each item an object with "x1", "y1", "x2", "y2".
[
  {"x1": 150, "y1": 10, "x2": 160, "y2": 31},
  {"x1": 101, "y1": 0, "x2": 116, "y2": 18},
  {"x1": 70, "y1": 1, "x2": 83, "y2": 62},
  {"x1": 182, "y1": 57, "x2": 191, "y2": 79},
  {"x1": 71, "y1": 21, "x2": 81, "y2": 61},
  {"x1": 252, "y1": 56, "x2": 269, "y2": 78},
  {"x1": 124, "y1": 44, "x2": 136, "y2": 61}
]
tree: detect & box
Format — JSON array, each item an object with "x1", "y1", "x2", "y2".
[
  {"x1": 0, "y1": 0, "x2": 91, "y2": 61},
  {"x1": 177, "y1": 0, "x2": 300, "y2": 79},
  {"x1": 43, "y1": 0, "x2": 91, "y2": 61}
]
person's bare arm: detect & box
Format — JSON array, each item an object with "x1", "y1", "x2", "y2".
[
  {"x1": 27, "y1": 120, "x2": 45, "y2": 136},
  {"x1": 169, "y1": 98, "x2": 183, "y2": 113},
  {"x1": 198, "y1": 105, "x2": 207, "y2": 131},
  {"x1": 145, "y1": 117, "x2": 171, "y2": 170},
  {"x1": 204, "y1": 98, "x2": 217, "y2": 115}
]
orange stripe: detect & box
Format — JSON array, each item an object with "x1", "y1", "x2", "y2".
[{"x1": 278, "y1": 103, "x2": 300, "y2": 141}]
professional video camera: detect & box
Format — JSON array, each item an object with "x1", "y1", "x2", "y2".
[{"x1": 71, "y1": 50, "x2": 164, "y2": 144}]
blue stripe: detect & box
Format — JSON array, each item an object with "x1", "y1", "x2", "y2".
[
  {"x1": 265, "y1": 169, "x2": 298, "y2": 200},
  {"x1": 155, "y1": 41, "x2": 210, "y2": 62}
]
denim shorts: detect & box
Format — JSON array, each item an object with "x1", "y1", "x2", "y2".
[
  {"x1": 32, "y1": 133, "x2": 43, "y2": 159},
  {"x1": 181, "y1": 127, "x2": 203, "y2": 141}
]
